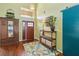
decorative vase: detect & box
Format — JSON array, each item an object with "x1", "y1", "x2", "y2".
[{"x1": 6, "y1": 9, "x2": 15, "y2": 18}]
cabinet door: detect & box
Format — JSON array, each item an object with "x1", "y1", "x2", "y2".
[
  {"x1": 14, "y1": 20, "x2": 19, "y2": 40},
  {"x1": 8, "y1": 21, "x2": 14, "y2": 38},
  {"x1": 0, "y1": 20, "x2": 1, "y2": 45},
  {"x1": 1, "y1": 19, "x2": 8, "y2": 40}
]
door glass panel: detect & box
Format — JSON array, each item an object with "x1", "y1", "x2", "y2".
[
  {"x1": 8, "y1": 21, "x2": 13, "y2": 37},
  {"x1": 28, "y1": 22, "x2": 33, "y2": 27},
  {"x1": 23, "y1": 22, "x2": 25, "y2": 27}
]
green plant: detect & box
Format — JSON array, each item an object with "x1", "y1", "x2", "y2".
[
  {"x1": 6, "y1": 9, "x2": 15, "y2": 18},
  {"x1": 48, "y1": 16, "x2": 56, "y2": 32}
]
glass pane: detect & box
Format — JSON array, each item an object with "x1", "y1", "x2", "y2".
[
  {"x1": 23, "y1": 22, "x2": 25, "y2": 27},
  {"x1": 28, "y1": 22, "x2": 33, "y2": 27},
  {"x1": 8, "y1": 21, "x2": 13, "y2": 37}
]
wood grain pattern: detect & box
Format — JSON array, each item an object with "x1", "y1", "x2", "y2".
[
  {"x1": 23, "y1": 21, "x2": 34, "y2": 42},
  {"x1": 1, "y1": 19, "x2": 8, "y2": 40},
  {"x1": 0, "y1": 17, "x2": 19, "y2": 46},
  {"x1": 0, "y1": 42, "x2": 25, "y2": 56}
]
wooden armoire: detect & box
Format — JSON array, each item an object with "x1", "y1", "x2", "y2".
[{"x1": 0, "y1": 17, "x2": 19, "y2": 46}]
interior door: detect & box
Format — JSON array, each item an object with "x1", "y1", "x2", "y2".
[
  {"x1": 0, "y1": 20, "x2": 1, "y2": 45},
  {"x1": 23, "y1": 21, "x2": 34, "y2": 42}
]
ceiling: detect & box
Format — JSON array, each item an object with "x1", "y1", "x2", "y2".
[
  {"x1": 0, "y1": 3, "x2": 34, "y2": 9},
  {"x1": 0, "y1": 3, "x2": 35, "y2": 19}
]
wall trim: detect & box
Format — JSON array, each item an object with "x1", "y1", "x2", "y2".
[{"x1": 57, "y1": 48, "x2": 63, "y2": 53}]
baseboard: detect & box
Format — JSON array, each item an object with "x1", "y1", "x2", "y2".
[
  {"x1": 34, "y1": 39, "x2": 39, "y2": 41},
  {"x1": 56, "y1": 48, "x2": 63, "y2": 56},
  {"x1": 19, "y1": 39, "x2": 23, "y2": 42},
  {"x1": 57, "y1": 48, "x2": 63, "y2": 53},
  {"x1": 34, "y1": 37, "x2": 39, "y2": 40},
  {"x1": 19, "y1": 39, "x2": 39, "y2": 44},
  {"x1": 19, "y1": 40, "x2": 23, "y2": 43}
]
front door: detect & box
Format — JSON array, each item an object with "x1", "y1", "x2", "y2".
[{"x1": 23, "y1": 21, "x2": 34, "y2": 42}]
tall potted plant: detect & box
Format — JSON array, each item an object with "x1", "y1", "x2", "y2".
[
  {"x1": 47, "y1": 16, "x2": 56, "y2": 51},
  {"x1": 48, "y1": 16, "x2": 56, "y2": 32}
]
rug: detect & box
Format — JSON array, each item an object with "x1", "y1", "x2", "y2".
[{"x1": 23, "y1": 41, "x2": 55, "y2": 56}]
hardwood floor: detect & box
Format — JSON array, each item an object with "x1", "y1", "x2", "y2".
[
  {"x1": 0, "y1": 40, "x2": 63, "y2": 56},
  {"x1": 0, "y1": 42, "x2": 26, "y2": 56}
]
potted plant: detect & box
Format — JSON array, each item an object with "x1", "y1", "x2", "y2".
[{"x1": 48, "y1": 16, "x2": 56, "y2": 32}]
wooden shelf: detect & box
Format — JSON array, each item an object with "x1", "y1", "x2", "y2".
[
  {"x1": 41, "y1": 35, "x2": 55, "y2": 40},
  {"x1": 40, "y1": 31, "x2": 56, "y2": 51},
  {"x1": 43, "y1": 31, "x2": 51, "y2": 32},
  {"x1": 40, "y1": 35, "x2": 52, "y2": 41},
  {"x1": 40, "y1": 17, "x2": 56, "y2": 51}
]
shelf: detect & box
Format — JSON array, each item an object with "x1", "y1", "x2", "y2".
[
  {"x1": 40, "y1": 35, "x2": 56, "y2": 42},
  {"x1": 40, "y1": 16, "x2": 56, "y2": 51},
  {"x1": 43, "y1": 30, "x2": 56, "y2": 32},
  {"x1": 43, "y1": 31, "x2": 52, "y2": 32}
]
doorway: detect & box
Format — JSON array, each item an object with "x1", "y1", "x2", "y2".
[{"x1": 22, "y1": 21, "x2": 34, "y2": 42}]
